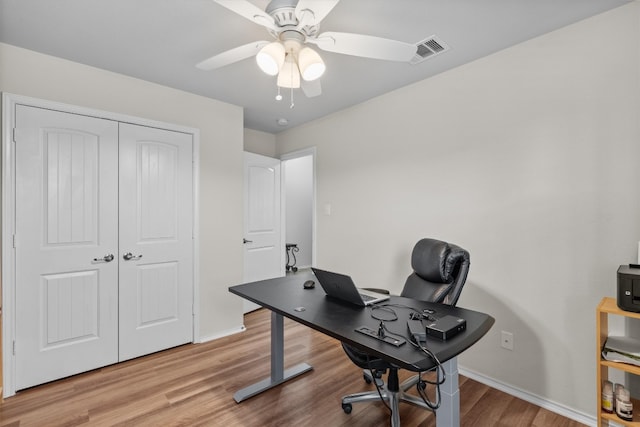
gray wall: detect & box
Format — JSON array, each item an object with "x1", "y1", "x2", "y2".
[{"x1": 276, "y1": 3, "x2": 640, "y2": 416}]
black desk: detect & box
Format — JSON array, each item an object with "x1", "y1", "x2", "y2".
[{"x1": 229, "y1": 271, "x2": 494, "y2": 427}]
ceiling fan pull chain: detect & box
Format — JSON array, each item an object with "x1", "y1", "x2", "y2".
[
  {"x1": 289, "y1": 63, "x2": 295, "y2": 108},
  {"x1": 275, "y1": 85, "x2": 282, "y2": 101}
]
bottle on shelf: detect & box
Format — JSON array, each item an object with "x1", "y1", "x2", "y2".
[
  {"x1": 602, "y1": 380, "x2": 613, "y2": 413},
  {"x1": 616, "y1": 385, "x2": 633, "y2": 422}
]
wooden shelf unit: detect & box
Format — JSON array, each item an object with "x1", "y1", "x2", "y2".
[{"x1": 597, "y1": 297, "x2": 640, "y2": 426}]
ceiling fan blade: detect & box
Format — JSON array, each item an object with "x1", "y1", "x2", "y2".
[
  {"x1": 213, "y1": 0, "x2": 277, "y2": 31},
  {"x1": 295, "y1": 0, "x2": 339, "y2": 27},
  {"x1": 312, "y1": 31, "x2": 417, "y2": 62},
  {"x1": 196, "y1": 41, "x2": 269, "y2": 71},
  {"x1": 301, "y1": 79, "x2": 322, "y2": 98}
]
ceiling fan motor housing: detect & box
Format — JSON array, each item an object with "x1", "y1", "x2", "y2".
[{"x1": 266, "y1": 0, "x2": 319, "y2": 38}]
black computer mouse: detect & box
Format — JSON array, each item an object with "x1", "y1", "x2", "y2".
[{"x1": 303, "y1": 280, "x2": 315, "y2": 289}]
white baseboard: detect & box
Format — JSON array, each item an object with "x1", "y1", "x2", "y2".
[
  {"x1": 458, "y1": 366, "x2": 596, "y2": 426},
  {"x1": 196, "y1": 324, "x2": 246, "y2": 344}
]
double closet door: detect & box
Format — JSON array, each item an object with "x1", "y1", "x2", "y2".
[{"x1": 13, "y1": 105, "x2": 194, "y2": 391}]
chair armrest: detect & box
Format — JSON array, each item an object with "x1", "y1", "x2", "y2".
[{"x1": 362, "y1": 288, "x2": 390, "y2": 295}]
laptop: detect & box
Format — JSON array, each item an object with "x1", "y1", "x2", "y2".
[{"x1": 311, "y1": 268, "x2": 390, "y2": 306}]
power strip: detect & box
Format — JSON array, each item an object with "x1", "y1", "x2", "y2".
[{"x1": 354, "y1": 325, "x2": 406, "y2": 347}]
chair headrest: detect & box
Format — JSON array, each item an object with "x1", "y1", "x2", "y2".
[{"x1": 411, "y1": 238, "x2": 466, "y2": 283}]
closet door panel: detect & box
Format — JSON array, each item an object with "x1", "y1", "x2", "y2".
[
  {"x1": 118, "y1": 123, "x2": 193, "y2": 361},
  {"x1": 14, "y1": 105, "x2": 119, "y2": 390}
]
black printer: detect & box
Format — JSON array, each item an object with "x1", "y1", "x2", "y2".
[{"x1": 617, "y1": 265, "x2": 640, "y2": 313}]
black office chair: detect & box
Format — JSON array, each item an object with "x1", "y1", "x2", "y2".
[{"x1": 340, "y1": 238, "x2": 470, "y2": 423}]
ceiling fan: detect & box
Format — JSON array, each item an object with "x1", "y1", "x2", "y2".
[{"x1": 196, "y1": 0, "x2": 418, "y2": 100}]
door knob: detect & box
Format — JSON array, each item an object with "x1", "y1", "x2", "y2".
[
  {"x1": 243, "y1": 238, "x2": 253, "y2": 244},
  {"x1": 123, "y1": 252, "x2": 143, "y2": 261},
  {"x1": 93, "y1": 254, "x2": 115, "y2": 263}
]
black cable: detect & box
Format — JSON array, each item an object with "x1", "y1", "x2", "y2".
[
  {"x1": 375, "y1": 303, "x2": 420, "y2": 317},
  {"x1": 417, "y1": 371, "x2": 441, "y2": 411},
  {"x1": 369, "y1": 305, "x2": 398, "y2": 322},
  {"x1": 415, "y1": 343, "x2": 446, "y2": 386},
  {"x1": 365, "y1": 305, "x2": 401, "y2": 422},
  {"x1": 414, "y1": 354, "x2": 443, "y2": 410},
  {"x1": 367, "y1": 303, "x2": 446, "y2": 413},
  {"x1": 365, "y1": 355, "x2": 393, "y2": 417},
  {"x1": 376, "y1": 302, "x2": 438, "y2": 322},
  {"x1": 407, "y1": 324, "x2": 446, "y2": 411}
]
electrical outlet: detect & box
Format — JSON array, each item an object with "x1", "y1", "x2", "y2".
[{"x1": 501, "y1": 331, "x2": 514, "y2": 351}]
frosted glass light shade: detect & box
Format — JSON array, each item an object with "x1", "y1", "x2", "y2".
[
  {"x1": 298, "y1": 46, "x2": 325, "y2": 81},
  {"x1": 277, "y1": 54, "x2": 300, "y2": 88},
  {"x1": 256, "y1": 42, "x2": 285, "y2": 76}
]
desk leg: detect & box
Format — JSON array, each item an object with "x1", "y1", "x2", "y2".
[
  {"x1": 436, "y1": 357, "x2": 460, "y2": 427},
  {"x1": 233, "y1": 312, "x2": 313, "y2": 403}
]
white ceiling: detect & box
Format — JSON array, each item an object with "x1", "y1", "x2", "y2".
[{"x1": 0, "y1": 0, "x2": 631, "y2": 133}]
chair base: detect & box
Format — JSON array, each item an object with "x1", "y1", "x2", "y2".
[{"x1": 341, "y1": 370, "x2": 431, "y2": 427}]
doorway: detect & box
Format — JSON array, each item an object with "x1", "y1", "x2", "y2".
[
  {"x1": 281, "y1": 149, "x2": 316, "y2": 272},
  {"x1": 241, "y1": 148, "x2": 315, "y2": 314}
]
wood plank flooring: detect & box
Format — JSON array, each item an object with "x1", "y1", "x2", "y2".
[{"x1": 0, "y1": 308, "x2": 586, "y2": 426}]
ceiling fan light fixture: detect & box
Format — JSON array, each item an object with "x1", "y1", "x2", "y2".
[
  {"x1": 298, "y1": 46, "x2": 325, "y2": 81},
  {"x1": 277, "y1": 53, "x2": 301, "y2": 88},
  {"x1": 256, "y1": 42, "x2": 285, "y2": 76}
]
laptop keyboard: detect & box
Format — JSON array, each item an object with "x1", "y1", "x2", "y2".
[{"x1": 360, "y1": 293, "x2": 376, "y2": 302}]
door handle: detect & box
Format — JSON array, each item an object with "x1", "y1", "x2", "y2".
[
  {"x1": 93, "y1": 254, "x2": 115, "y2": 263},
  {"x1": 123, "y1": 252, "x2": 143, "y2": 261},
  {"x1": 243, "y1": 238, "x2": 253, "y2": 244}
]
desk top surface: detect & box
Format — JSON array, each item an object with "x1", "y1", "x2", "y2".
[{"x1": 229, "y1": 271, "x2": 494, "y2": 371}]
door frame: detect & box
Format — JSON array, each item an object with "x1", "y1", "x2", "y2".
[{"x1": 1, "y1": 93, "x2": 201, "y2": 397}]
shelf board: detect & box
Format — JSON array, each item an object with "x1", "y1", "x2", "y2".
[
  {"x1": 601, "y1": 360, "x2": 640, "y2": 376},
  {"x1": 599, "y1": 297, "x2": 640, "y2": 320},
  {"x1": 600, "y1": 407, "x2": 640, "y2": 425}
]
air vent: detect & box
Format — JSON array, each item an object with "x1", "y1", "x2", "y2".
[{"x1": 410, "y1": 35, "x2": 449, "y2": 65}]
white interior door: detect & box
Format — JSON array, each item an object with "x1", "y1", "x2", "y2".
[
  {"x1": 118, "y1": 123, "x2": 194, "y2": 361},
  {"x1": 14, "y1": 105, "x2": 119, "y2": 390},
  {"x1": 243, "y1": 152, "x2": 283, "y2": 313},
  {"x1": 12, "y1": 105, "x2": 195, "y2": 390}
]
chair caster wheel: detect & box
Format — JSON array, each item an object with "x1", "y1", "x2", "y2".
[
  {"x1": 342, "y1": 403, "x2": 352, "y2": 414},
  {"x1": 418, "y1": 381, "x2": 427, "y2": 391},
  {"x1": 363, "y1": 373, "x2": 372, "y2": 384}
]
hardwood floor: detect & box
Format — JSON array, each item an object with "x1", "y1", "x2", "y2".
[{"x1": 0, "y1": 309, "x2": 585, "y2": 427}]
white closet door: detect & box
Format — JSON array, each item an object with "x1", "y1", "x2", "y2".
[
  {"x1": 118, "y1": 123, "x2": 194, "y2": 361},
  {"x1": 14, "y1": 105, "x2": 119, "y2": 390}
]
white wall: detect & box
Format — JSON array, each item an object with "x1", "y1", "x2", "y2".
[
  {"x1": 276, "y1": 3, "x2": 640, "y2": 418},
  {"x1": 0, "y1": 43, "x2": 245, "y2": 341},
  {"x1": 244, "y1": 128, "x2": 277, "y2": 157}
]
